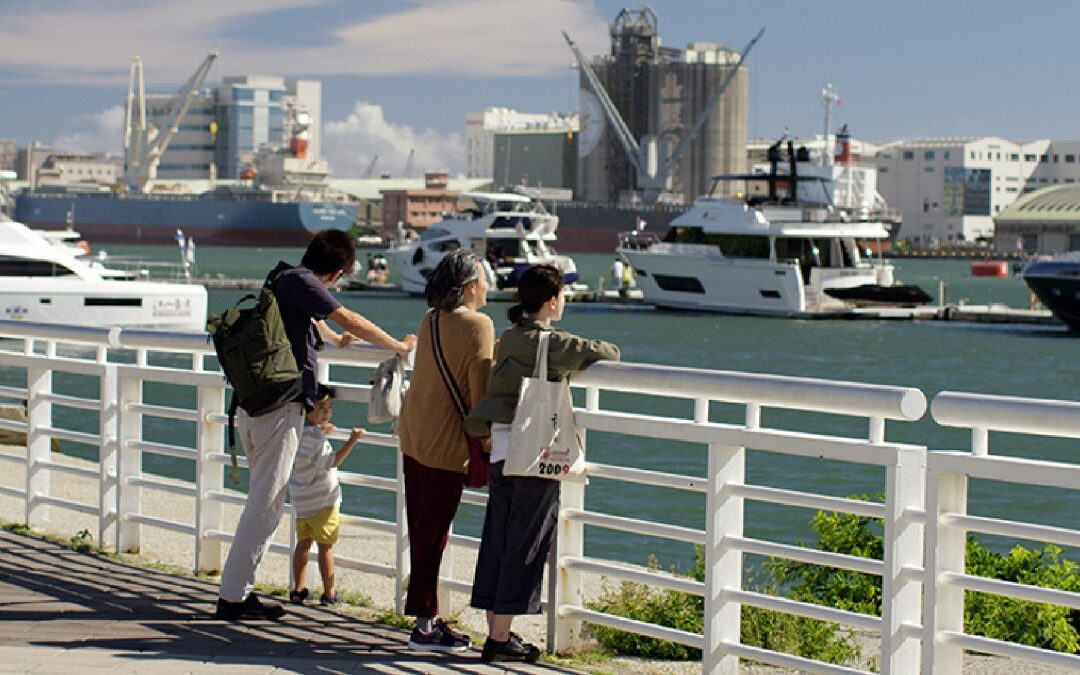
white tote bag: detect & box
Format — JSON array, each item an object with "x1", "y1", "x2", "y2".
[
  {"x1": 504, "y1": 331, "x2": 585, "y2": 480},
  {"x1": 367, "y1": 354, "x2": 408, "y2": 424}
]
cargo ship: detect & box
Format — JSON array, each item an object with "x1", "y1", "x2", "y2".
[{"x1": 13, "y1": 187, "x2": 357, "y2": 247}]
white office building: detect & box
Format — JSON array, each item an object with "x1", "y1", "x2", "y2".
[
  {"x1": 465, "y1": 108, "x2": 578, "y2": 179},
  {"x1": 872, "y1": 138, "x2": 1080, "y2": 245},
  {"x1": 142, "y1": 76, "x2": 322, "y2": 181}
]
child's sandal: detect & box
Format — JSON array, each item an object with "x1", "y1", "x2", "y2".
[{"x1": 289, "y1": 588, "x2": 309, "y2": 605}]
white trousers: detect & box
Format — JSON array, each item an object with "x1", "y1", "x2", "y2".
[{"x1": 219, "y1": 402, "x2": 304, "y2": 602}]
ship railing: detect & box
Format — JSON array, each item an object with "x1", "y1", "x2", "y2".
[
  {"x1": 0, "y1": 320, "x2": 1078, "y2": 673},
  {"x1": 924, "y1": 392, "x2": 1080, "y2": 674}
]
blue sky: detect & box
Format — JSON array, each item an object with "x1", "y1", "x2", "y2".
[{"x1": 2, "y1": 0, "x2": 1079, "y2": 177}]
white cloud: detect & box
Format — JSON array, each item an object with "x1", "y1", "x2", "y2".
[
  {"x1": 323, "y1": 101, "x2": 464, "y2": 178},
  {"x1": 0, "y1": 0, "x2": 608, "y2": 85},
  {"x1": 51, "y1": 105, "x2": 125, "y2": 155}
]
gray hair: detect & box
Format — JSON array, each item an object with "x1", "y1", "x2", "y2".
[{"x1": 425, "y1": 249, "x2": 480, "y2": 311}]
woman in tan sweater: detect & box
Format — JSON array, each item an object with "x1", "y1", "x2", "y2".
[{"x1": 397, "y1": 249, "x2": 494, "y2": 652}]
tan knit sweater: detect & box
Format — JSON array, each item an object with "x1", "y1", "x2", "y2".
[{"x1": 398, "y1": 307, "x2": 495, "y2": 473}]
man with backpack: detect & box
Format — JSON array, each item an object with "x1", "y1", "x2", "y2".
[{"x1": 214, "y1": 230, "x2": 416, "y2": 621}]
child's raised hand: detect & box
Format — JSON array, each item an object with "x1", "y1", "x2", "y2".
[
  {"x1": 347, "y1": 427, "x2": 365, "y2": 444},
  {"x1": 320, "y1": 422, "x2": 336, "y2": 436}
]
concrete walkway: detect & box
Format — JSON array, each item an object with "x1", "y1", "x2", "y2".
[{"x1": 0, "y1": 529, "x2": 576, "y2": 674}]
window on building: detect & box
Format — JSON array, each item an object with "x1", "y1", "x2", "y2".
[
  {"x1": 995, "y1": 205, "x2": 1000, "y2": 212},
  {"x1": 925, "y1": 166, "x2": 935, "y2": 172},
  {"x1": 943, "y1": 151, "x2": 951, "y2": 160},
  {"x1": 970, "y1": 151, "x2": 976, "y2": 160},
  {"x1": 903, "y1": 151, "x2": 914, "y2": 160},
  {"x1": 1054, "y1": 155, "x2": 1059, "y2": 162},
  {"x1": 1067, "y1": 155, "x2": 1077, "y2": 163},
  {"x1": 1021, "y1": 234, "x2": 1038, "y2": 252},
  {"x1": 924, "y1": 151, "x2": 935, "y2": 160},
  {"x1": 1010, "y1": 153, "x2": 1019, "y2": 161},
  {"x1": 1041, "y1": 155, "x2": 1049, "y2": 161},
  {"x1": 923, "y1": 198, "x2": 930, "y2": 213},
  {"x1": 234, "y1": 89, "x2": 254, "y2": 101},
  {"x1": 1068, "y1": 178, "x2": 1076, "y2": 183},
  {"x1": 879, "y1": 167, "x2": 888, "y2": 173},
  {"x1": 1025, "y1": 154, "x2": 1037, "y2": 161},
  {"x1": 1069, "y1": 233, "x2": 1080, "y2": 251}
]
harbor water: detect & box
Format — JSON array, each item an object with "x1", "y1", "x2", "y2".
[{"x1": 18, "y1": 245, "x2": 1080, "y2": 570}]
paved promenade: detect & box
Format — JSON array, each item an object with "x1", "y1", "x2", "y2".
[{"x1": 0, "y1": 529, "x2": 575, "y2": 674}]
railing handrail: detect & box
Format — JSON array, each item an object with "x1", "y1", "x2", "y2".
[{"x1": 3, "y1": 321, "x2": 1079, "y2": 674}]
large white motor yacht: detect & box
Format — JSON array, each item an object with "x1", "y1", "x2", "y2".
[
  {"x1": 389, "y1": 192, "x2": 579, "y2": 296},
  {"x1": 618, "y1": 136, "x2": 927, "y2": 317},
  {"x1": 0, "y1": 218, "x2": 207, "y2": 330}
]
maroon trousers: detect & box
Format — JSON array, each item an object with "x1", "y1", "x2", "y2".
[{"x1": 403, "y1": 454, "x2": 466, "y2": 618}]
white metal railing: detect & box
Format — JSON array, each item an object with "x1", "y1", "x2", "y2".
[
  {"x1": 925, "y1": 392, "x2": 1080, "y2": 674},
  {"x1": 0, "y1": 320, "x2": 1078, "y2": 674}
]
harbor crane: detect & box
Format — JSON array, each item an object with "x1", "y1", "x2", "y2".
[
  {"x1": 402, "y1": 148, "x2": 415, "y2": 178},
  {"x1": 364, "y1": 154, "x2": 379, "y2": 178},
  {"x1": 563, "y1": 27, "x2": 763, "y2": 203},
  {"x1": 124, "y1": 52, "x2": 218, "y2": 191}
]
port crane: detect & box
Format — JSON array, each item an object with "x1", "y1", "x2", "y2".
[
  {"x1": 123, "y1": 52, "x2": 218, "y2": 191},
  {"x1": 363, "y1": 155, "x2": 379, "y2": 178},
  {"x1": 563, "y1": 27, "x2": 763, "y2": 203}
]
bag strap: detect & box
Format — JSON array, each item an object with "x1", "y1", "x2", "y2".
[
  {"x1": 226, "y1": 393, "x2": 240, "y2": 485},
  {"x1": 532, "y1": 330, "x2": 551, "y2": 379},
  {"x1": 429, "y1": 310, "x2": 469, "y2": 421}
]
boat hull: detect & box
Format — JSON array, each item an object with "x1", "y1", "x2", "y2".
[
  {"x1": 14, "y1": 193, "x2": 358, "y2": 246},
  {"x1": 1022, "y1": 266, "x2": 1080, "y2": 330},
  {"x1": 0, "y1": 279, "x2": 208, "y2": 330}
]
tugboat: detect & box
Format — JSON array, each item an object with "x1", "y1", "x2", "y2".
[{"x1": 1021, "y1": 252, "x2": 1080, "y2": 330}]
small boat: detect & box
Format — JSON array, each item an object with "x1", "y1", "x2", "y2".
[
  {"x1": 618, "y1": 135, "x2": 927, "y2": 317},
  {"x1": 389, "y1": 191, "x2": 579, "y2": 296},
  {"x1": 970, "y1": 260, "x2": 1009, "y2": 277},
  {"x1": 0, "y1": 218, "x2": 207, "y2": 330},
  {"x1": 1021, "y1": 253, "x2": 1080, "y2": 330}
]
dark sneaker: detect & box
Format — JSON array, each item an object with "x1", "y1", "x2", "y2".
[
  {"x1": 480, "y1": 633, "x2": 541, "y2": 663},
  {"x1": 319, "y1": 592, "x2": 341, "y2": 607},
  {"x1": 214, "y1": 593, "x2": 286, "y2": 621},
  {"x1": 407, "y1": 618, "x2": 471, "y2": 653},
  {"x1": 289, "y1": 588, "x2": 309, "y2": 605}
]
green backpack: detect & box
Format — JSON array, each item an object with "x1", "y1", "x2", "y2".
[{"x1": 207, "y1": 275, "x2": 301, "y2": 482}]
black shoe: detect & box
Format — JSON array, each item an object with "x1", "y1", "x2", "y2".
[
  {"x1": 289, "y1": 588, "x2": 309, "y2": 605},
  {"x1": 407, "y1": 618, "x2": 471, "y2": 653},
  {"x1": 319, "y1": 592, "x2": 341, "y2": 607},
  {"x1": 215, "y1": 593, "x2": 286, "y2": 621},
  {"x1": 480, "y1": 634, "x2": 541, "y2": 663}
]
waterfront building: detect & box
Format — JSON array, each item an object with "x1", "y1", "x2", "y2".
[
  {"x1": 0, "y1": 139, "x2": 15, "y2": 173},
  {"x1": 15, "y1": 143, "x2": 55, "y2": 183},
  {"x1": 994, "y1": 184, "x2": 1080, "y2": 253},
  {"x1": 379, "y1": 171, "x2": 460, "y2": 231},
  {"x1": 492, "y1": 128, "x2": 578, "y2": 192},
  {"x1": 871, "y1": 138, "x2": 1080, "y2": 246},
  {"x1": 33, "y1": 153, "x2": 121, "y2": 187},
  {"x1": 136, "y1": 75, "x2": 322, "y2": 181},
  {"x1": 465, "y1": 108, "x2": 578, "y2": 180},
  {"x1": 576, "y1": 8, "x2": 748, "y2": 203}
]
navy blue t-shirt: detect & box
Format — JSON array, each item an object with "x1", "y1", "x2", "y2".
[{"x1": 266, "y1": 261, "x2": 343, "y2": 409}]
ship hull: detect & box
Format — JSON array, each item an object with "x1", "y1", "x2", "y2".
[
  {"x1": 551, "y1": 202, "x2": 685, "y2": 253},
  {"x1": 14, "y1": 193, "x2": 358, "y2": 246},
  {"x1": 1022, "y1": 264, "x2": 1080, "y2": 331}
]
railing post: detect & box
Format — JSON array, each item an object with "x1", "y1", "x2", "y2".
[
  {"x1": 553, "y1": 385, "x2": 598, "y2": 653},
  {"x1": 98, "y1": 364, "x2": 119, "y2": 549},
  {"x1": 704, "y1": 397, "x2": 744, "y2": 675},
  {"x1": 881, "y1": 445, "x2": 926, "y2": 674},
  {"x1": 921, "y1": 468, "x2": 967, "y2": 674},
  {"x1": 196, "y1": 383, "x2": 225, "y2": 573},
  {"x1": 394, "y1": 449, "x2": 409, "y2": 614},
  {"x1": 25, "y1": 364, "x2": 53, "y2": 529},
  {"x1": 116, "y1": 373, "x2": 143, "y2": 553}
]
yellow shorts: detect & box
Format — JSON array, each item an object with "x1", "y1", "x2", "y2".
[{"x1": 295, "y1": 506, "x2": 340, "y2": 545}]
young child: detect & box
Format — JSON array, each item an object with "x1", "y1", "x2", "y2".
[{"x1": 289, "y1": 383, "x2": 364, "y2": 606}]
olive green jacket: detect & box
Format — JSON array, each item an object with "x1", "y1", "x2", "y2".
[{"x1": 464, "y1": 321, "x2": 620, "y2": 438}]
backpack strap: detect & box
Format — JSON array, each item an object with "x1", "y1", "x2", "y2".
[{"x1": 227, "y1": 392, "x2": 240, "y2": 485}]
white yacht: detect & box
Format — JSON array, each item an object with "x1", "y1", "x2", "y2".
[
  {"x1": 0, "y1": 218, "x2": 207, "y2": 329},
  {"x1": 389, "y1": 192, "x2": 579, "y2": 296},
  {"x1": 618, "y1": 136, "x2": 928, "y2": 317}
]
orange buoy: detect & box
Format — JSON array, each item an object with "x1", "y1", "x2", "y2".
[{"x1": 970, "y1": 260, "x2": 1009, "y2": 277}]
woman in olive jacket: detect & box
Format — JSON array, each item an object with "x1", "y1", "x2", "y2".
[{"x1": 465, "y1": 265, "x2": 620, "y2": 663}]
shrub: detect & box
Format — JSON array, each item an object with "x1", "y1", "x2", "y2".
[{"x1": 588, "y1": 499, "x2": 1080, "y2": 662}]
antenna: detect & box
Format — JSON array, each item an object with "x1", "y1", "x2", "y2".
[{"x1": 821, "y1": 83, "x2": 840, "y2": 166}]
